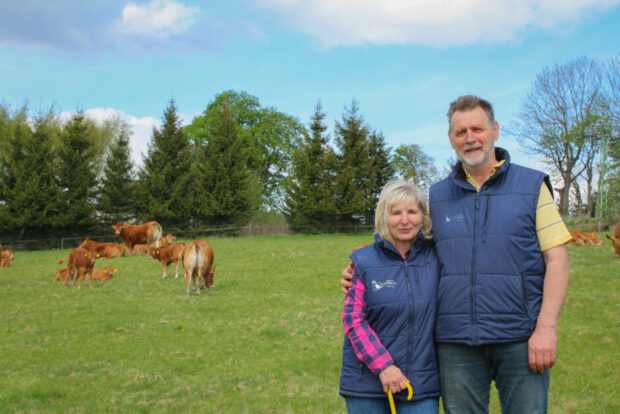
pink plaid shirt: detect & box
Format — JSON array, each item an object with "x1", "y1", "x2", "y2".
[{"x1": 342, "y1": 269, "x2": 394, "y2": 375}]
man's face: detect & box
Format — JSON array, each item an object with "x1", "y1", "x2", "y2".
[{"x1": 448, "y1": 107, "x2": 499, "y2": 171}]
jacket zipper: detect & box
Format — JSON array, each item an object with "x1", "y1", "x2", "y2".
[{"x1": 404, "y1": 260, "x2": 415, "y2": 373}]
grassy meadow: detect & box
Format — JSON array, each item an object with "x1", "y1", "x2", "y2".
[{"x1": 0, "y1": 233, "x2": 618, "y2": 413}]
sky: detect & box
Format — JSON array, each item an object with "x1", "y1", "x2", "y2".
[{"x1": 1, "y1": 0, "x2": 619, "y2": 170}]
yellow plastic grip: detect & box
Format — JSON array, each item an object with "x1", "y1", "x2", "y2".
[{"x1": 387, "y1": 382, "x2": 413, "y2": 414}]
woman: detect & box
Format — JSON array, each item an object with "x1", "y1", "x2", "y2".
[{"x1": 339, "y1": 179, "x2": 440, "y2": 413}]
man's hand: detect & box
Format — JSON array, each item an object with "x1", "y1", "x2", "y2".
[
  {"x1": 340, "y1": 262, "x2": 354, "y2": 294},
  {"x1": 528, "y1": 325, "x2": 557, "y2": 373},
  {"x1": 528, "y1": 244, "x2": 569, "y2": 373}
]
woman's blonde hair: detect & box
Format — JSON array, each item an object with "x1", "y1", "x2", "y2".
[{"x1": 375, "y1": 179, "x2": 432, "y2": 245}]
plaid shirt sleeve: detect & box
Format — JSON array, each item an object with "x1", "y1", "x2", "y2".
[{"x1": 342, "y1": 269, "x2": 394, "y2": 375}]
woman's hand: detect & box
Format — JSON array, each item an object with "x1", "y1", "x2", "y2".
[{"x1": 378, "y1": 365, "x2": 410, "y2": 394}]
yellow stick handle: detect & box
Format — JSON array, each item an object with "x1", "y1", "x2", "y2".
[
  {"x1": 388, "y1": 390, "x2": 396, "y2": 414},
  {"x1": 387, "y1": 382, "x2": 413, "y2": 414}
]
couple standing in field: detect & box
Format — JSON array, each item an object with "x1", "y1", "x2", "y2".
[{"x1": 339, "y1": 95, "x2": 572, "y2": 414}]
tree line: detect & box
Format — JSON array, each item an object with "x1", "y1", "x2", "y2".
[
  {"x1": 0, "y1": 90, "x2": 438, "y2": 238},
  {"x1": 1, "y1": 56, "x2": 618, "y2": 240}
]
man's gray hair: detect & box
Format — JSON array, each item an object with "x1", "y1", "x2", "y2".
[{"x1": 447, "y1": 95, "x2": 495, "y2": 131}]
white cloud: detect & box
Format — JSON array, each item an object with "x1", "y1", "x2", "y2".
[
  {"x1": 255, "y1": 0, "x2": 620, "y2": 47},
  {"x1": 61, "y1": 108, "x2": 160, "y2": 167},
  {"x1": 115, "y1": 0, "x2": 199, "y2": 39}
]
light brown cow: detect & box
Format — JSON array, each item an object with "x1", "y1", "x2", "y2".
[
  {"x1": 79, "y1": 237, "x2": 127, "y2": 258},
  {"x1": 583, "y1": 230, "x2": 604, "y2": 245},
  {"x1": 131, "y1": 233, "x2": 176, "y2": 255},
  {"x1": 0, "y1": 249, "x2": 14, "y2": 267},
  {"x1": 65, "y1": 248, "x2": 96, "y2": 289},
  {"x1": 182, "y1": 240, "x2": 215, "y2": 295},
  {"x1": 112, "y1": 221, "x2": 162, "y2": 252},
  {"x1": 606, "y1": 223, "x2": 620, "y2": 257},
  {"x1": 54, "y1": 266, "x2": 118, "y2": 281},
  {"x1": 148, "y1": 243, "x2": 186, "y2": 279},
  {"x1": 567, "y1": 229, "x2": 591, "y2": 246}
]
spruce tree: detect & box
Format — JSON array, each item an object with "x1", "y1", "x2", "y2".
[
  {"x1": 285, "y1": 101, "x2": 338, "y2": 232},
  {"x1": 334, "y1": 100, "x2": 373, "y2": 227},
  {"x1": 138, "y1": 99, "x2": 193, "y2": 225},
  {"x1": 194, "y1": 98, "x2": 259, "y2": 226},
  {"x1": 98, "y1": 121, "x2": 137, "y2": 223},
  {"x1": 55, "y1": 111, "x2": 99, "y2": 229},
  {"x1": 364, "y1": 130, "x2": 394, "y2": 223}
]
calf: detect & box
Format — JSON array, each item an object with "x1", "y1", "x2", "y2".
[
  {"x1": 65, "y1": 247, "x2": 96, "y2": 289},
  {"x1": 112, "y1": 221, "x2": 162, "y2": 252},
  {"x1": 54, "y1": 266, "x2": 118, "y2": 282},
  {"x1": 606, "y1": 223, "x2": 620, "y2": 257},
  {"x1": 79, "y1": 237, "x2": 127, "y2": 258},
  {"x1": 182, "y1": 240, "x2": 215, "y2": 295},
  {"x1": 0, "y1": 249, "x2": 14, "y2": 267},
  {"x1": 582, "y1": 229, "x2": 603, "y2": 245},
  {"x1": 148, "y1": 243, "x2": 186, "y2": 279},
  {"x1": 132, "y1": 233, "x2": 176, "y2": 255},
  {"x1": 567, "y1": 229, "x2": 592, "y2": 246}
]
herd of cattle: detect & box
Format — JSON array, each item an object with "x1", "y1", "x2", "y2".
[
  {"x1": 0, "y1": 221, "x2": 618, "y2": 288},
  {"x1": 46, "y1": 221, "x2": 216, "y2": 295}
]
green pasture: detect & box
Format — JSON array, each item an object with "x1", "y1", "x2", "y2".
[{"x1": 0, "y1": 233, "x2": 617, "y2": 413}]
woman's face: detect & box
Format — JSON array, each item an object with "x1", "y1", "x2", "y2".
[{"x1": 388, "y1": 199, "x2": 423, "y2": 246}]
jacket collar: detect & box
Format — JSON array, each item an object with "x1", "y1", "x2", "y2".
[
  {"x1": 451, "y1": 147, "x2": 511, "y2": 190},
  {"x1": 374, "y1": 232, "x2": 427, "y2": 260}
]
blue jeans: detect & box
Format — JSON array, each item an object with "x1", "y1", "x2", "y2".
[
  {"x1": 437, "y1": 341, "x2": 550, "y2": 414},
  {"x1": 345, "y1": 396, "x2": 439, "y2": 414}
]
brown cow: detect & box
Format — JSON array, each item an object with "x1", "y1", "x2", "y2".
[
  {"x1": 0, "y1": 249, "x2": 14, "y2": 267},
  {"x1": 567, "y1": 229, "x2": 591, "y2": 246},
  {"x1": 567, "y1": 229, "x2": 604, "y2": 246},
  {"x1": 132, "y1": 233, "x2": 176, "y2": 255},
  {"x1": 54, "y1": 266, "x2": 118, "y2": 282},
  {"x1": 606, "y1": 223, "x2": 620, "y2": 257},
  {"x1": 112, "y1": 221, "x2": 162, "y2": 252},
  {"x1": 65, "y1": 248, "x2": 96, "y2": 289},
  {"x1": 583, "y1": 230, "x2": 604, "y2": 245},
  {"x1": 148, "y1": 243, "x2": 186, "y2": 279},
  {"x1": 79, "y1": 237, "x2": 127, "y2": 258},
  {"x1": 182, "y1": 240, "x2": 215, "y2": 295}
]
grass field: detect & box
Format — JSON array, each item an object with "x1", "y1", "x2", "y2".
[{"x1": 0, "y1": 233, "x2": 618, "y2": 413}]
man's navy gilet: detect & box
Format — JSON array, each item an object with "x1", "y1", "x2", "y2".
[
  {"x1": 339, "y1": 233, "x2": 440, "y2": 401},
  {"x1": 429, "y1": 148, "x2": 550, "y2": 345}
]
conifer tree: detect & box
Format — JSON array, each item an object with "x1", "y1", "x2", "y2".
[
  {"x1": 285, "y1": 101, "x2": 338, "y2": 232},
  {"x1": 99, "y1": 120, "x2": 136, "y2": 223},
  {"x1": 364, "y1": 130, "x2": 394, "y2": 223},
  {"x1": 138, "y1": 99, "x2": 193, "y2": 225},
  {"x1": 0, "y1": 107, "x2": 62, "y2": 235},
  {"x1": 55, "y1": 111, "x2": 99, "y2": 228},
  {"x1": 334, "y1": 100, "x2": 374, "y2": 227},
  {"x1": 193, "y1": 98, "x2": 259, "y2": 226}
]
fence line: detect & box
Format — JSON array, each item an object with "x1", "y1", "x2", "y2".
[{"x1": 0, "y1": 223, "x2": 375, "y2": 251}]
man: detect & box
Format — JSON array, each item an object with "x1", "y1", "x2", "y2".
[{"x1": 341, "y1": 95, "x2": 571, "y2": 413}]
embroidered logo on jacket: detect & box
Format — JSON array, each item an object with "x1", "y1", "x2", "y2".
[
  {"x1": 445, "y1": 213, "x2": 464, "y2": 222},
  {"x1": 372, "y1": 280, "x2": 397, "y2": 291}
]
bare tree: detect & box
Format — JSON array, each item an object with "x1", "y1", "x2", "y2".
[{"x1": 514, "y1": 56, "x2": 605, "y2": 215}]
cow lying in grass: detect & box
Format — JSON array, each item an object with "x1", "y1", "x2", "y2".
[
  {"x1": 567, "y1": 229, "x2": 603, "y2": 246},
  {"x1": 55, "y1": 266, "x2": 118, "y2": 282},
  {"x1": 79, "y1": 237, "x2": 127, "y2": 258}
]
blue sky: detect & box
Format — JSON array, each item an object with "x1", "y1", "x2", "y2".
[{"x1": 1, "y1": 0, "x2": 619, "y2": 169}]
